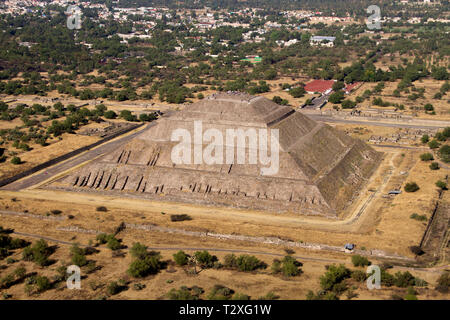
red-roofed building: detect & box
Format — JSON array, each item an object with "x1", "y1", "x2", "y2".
[
  {"x1": 344, "y1": 82, "x2": 361, "y2": 94},
  {"x1": 304, "y1": 80, "x2": 335, "y2": 94}
]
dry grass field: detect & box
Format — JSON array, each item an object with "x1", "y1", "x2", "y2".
[
  {"x1": 0, "y1": 132, "x2": 99, "y2": 181},
  {"x1": 0, "y1": 211, "x2": 447, "y2": 300}
]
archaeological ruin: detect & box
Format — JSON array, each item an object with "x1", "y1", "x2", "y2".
[{"x1": 45, "y1": 93, "x2": 382, "y2": 217}]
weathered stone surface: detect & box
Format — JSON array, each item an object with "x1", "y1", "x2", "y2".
[{"x1": 47, "y1": 93, "x2": 382, "y2": 217}]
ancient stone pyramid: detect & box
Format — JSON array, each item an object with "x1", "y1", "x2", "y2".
[{"x1": 47, "y1": 93, "x2": 382, "y2": 217}]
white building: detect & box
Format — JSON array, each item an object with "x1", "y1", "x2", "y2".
[{"x1": 309, "y1": 36, "x2": 336, "y2": 47}]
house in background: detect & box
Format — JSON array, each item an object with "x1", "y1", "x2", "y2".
[{"x1": 310, "y1": 36, "x2": 336, "y2": 47}]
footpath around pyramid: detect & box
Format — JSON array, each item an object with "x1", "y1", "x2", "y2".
[{"x1": 46, "y1": 93, "x2": 382, "y2": 217}]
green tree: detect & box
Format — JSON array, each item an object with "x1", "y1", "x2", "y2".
[
  {"x1": 194, "y1": 251, "x2": 217, "y2": 268},
  {"x1": 429, "y1": 162, "x2": 439, "y2": 170},
  {"x1": 70, "y1": 243, "x2": 87, "y2": 267},
  {"x1": 319, "y1": 264, "x2": 350, "y2": 293},
  {"x1": 289, "y1": 86, "x2": 306, "y2": 98},
  {"x1": 128, "y1": 252, "x2": 162, "y2": 278},
  {"x1": 438, "y1": 145, "x2": 450, "y2": 163},
  {"x1": 328, "y1": 91, "x2": 345, "y2": 104},
  {"x1": 428, "y1": 139, "x2": 440, "y2": 149},
  {"x1": 420, "y1": 153, "x2": 434, "y2": 161},
  {"x1": 351, "y1": 255, "x2": 371, "y2": 267},
  {"x1": 104, "y1": 110, "x2": 117, "y2": 119}
]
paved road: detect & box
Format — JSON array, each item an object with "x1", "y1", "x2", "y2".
[
  {"x1": 0, "y1": 123, "x2": 153, "y2": 191},
  {"x1": 306, "y1": 114, "x2": 449, "y2": 129},
  {"x1": 301, "y1": 93, "x2": 330, "y2": 110}
]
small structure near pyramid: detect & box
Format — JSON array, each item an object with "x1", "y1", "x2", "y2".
[{"x1": 46, "y1": 93, "x2": 382, "y2": 217}]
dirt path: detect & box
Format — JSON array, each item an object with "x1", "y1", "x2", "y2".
[
  {"x1": 11, "y1": 230, "x2": 448, "y2": 274},
  {"x1": 11, "y1": 231, "x2": 346, "y2": 264}
]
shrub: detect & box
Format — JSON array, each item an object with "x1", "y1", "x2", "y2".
[
  {"x1": 428, "y1": 139, "x2": 440, "y2": 149},
  {"x1": 173, "y1": 250, "x2": 189, "y2": 266},
  {"x1": 284, "y1": 248, "x2": 295, "y2": 255},
  {"x1": 421, "y1": 135, "x2": 429, "y2": 144},
  {"x1": 194, "y1": 251, "x2": 217, "y2": 268},
  {"x1": 410, "y1": 213, "x2": 427, "y2": 221},
  {"x1": 119, "y1": 110, "x2": 137, "y2": 121},
  {"x1": 170, "y1": 214, "x2": 192, "y2": 222},
  {"x1": 424, "y1": 104, "x2": 434, "y2": 112},
  {"x1": 288, "y1": 86, "x2": 306, "y2": 98},
  {"x1": 351, "y1": 255, "x2": 371, "y2": 267},
  {"x1": 351, "y1": 270, "x2": 367, "y2": 282},
  {"x1": 0, "y1": 274, "x2": 14, "y2": 289},
  {"x1": 22, "y1": 239, "x2": 52, "y2": 266},
  {"x1": 235, "y1": 255, "x2": 266, "y2": 272},
  {"x1": 341, "y1": 99, "x2": 356, "y2": 109},
  {"x1": 319, "y1": 264, "x2": 351, "y2": 293},
  {"x1": 404, "y1": 287, "x2": 418, "y2": 300},
  {"x1": 130, "y1": 243, "x2": 148, "y2": 260},
  {"x1": 167, "y1": 286, "x2": 201, "y2": 300},
  {"x1": 106, "y1": 281, "x2": 123, "y2": 295},
  {"x1": 404, "y1": 182, "x2": 419, "y2": 193},
  {"x1": 394, "y1": 271, "x2": 416, "y2": 288},
  {"x1": 207, "y1": 284, "x2": 234, "y2": 300},
  {"x1": 272, "y1": 96, "x2": 283, "y2": 104},
  {"x1": 414, "y1": 277, "x2": 428, "y2": 287},
  {"x1": 439, "y1": 145, "x2": 450, "y2": 163},
  {"x1": 271, "y1": 259, "x2": 281, "y2": 274},
  {"x1": 96, "y1": 233, "x2": 110, "y2": 244},
  {"x1": 410, "y1": 246, "x2": 424, "y2": 256},
  {"x1": 104, "y1": 110, "x2": 117, "y2": 119},
  {"x1": 231, "y1": 293, "x2": 250, "y2": 300},
  {"x1": 35, "y1": 276, "x2": 51, "y2": 292},
  {"x1": 329, "y1": 91, "x2": 345, "y2": 104},
  {"x1": 258, "y1": 291, "x2": 280, "y2": 300},
  {"x1": 107, "y1": 237, "x2": 122, "y2": 250},
  {"x1": 96, "y1": 233, "x2": 121, "y2": 250},
  {"x1": 435, "y1": 180, "x2": 447, "y2": 190},
  {"x1": 420, "y1": 153, "x2": 434, "y2": 161},
  {"x1": 223, "y1": 254, "x2": 238, "y2": 269},
  {"x1": 133, "y1": 283, "x2": 146, "y2": 291},
  {"x1": 435, "y1": 272, "x2": 449, "y2": 293},
  {"x1": 381, "y1": 269, "x2": 395, "y2": 287},
  {"x1": 429, "y1": 162, "x2": 440, "y2": 170},
  {"x1": 70, "y1": 244, "x2": 87, "y2": 267},
  {"x1": 281, "y1": 256, "x2": 301, "y2": 277},
  {"x1": 11, "y1": 156, "x2": 21, "y2": 165},
  {"x1": 127, "y1": 252, "x2": 162, "y2": 278}
]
